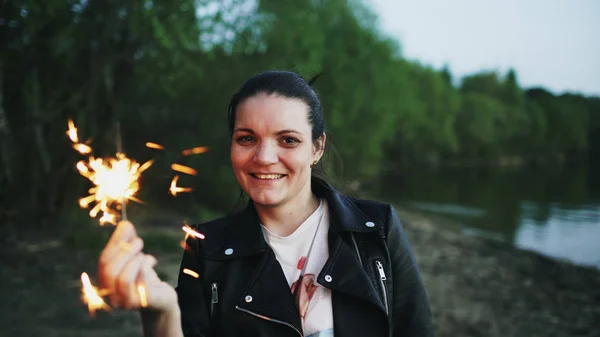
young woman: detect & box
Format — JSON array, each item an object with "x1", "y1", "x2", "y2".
[{"x1": 97, "y1": 70, "x2": 434, "y2": 337}]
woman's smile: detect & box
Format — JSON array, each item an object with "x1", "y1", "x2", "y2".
[{"x1": 250, "y1": 173, "x2": 287, "y2": 180}]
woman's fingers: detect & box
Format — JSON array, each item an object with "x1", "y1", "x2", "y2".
[
  {"x1": 96, "y1": 222, "x2": 177, "y2": 312},
  {"x1": 116, "y1": 253, "x2": 146, "y2": 309},
  {"x1": 142, "y1": 255, "x2": 158, "y2": 278},
  {"x1": 137, "y1": 255, "x2": 179, "y2": 311},
  {"x1": 99, "y1": 221, "x2": 138, "y2": 267},
  {"x1": 100, "y1": 237, "x2": 144, "y2": 306}
]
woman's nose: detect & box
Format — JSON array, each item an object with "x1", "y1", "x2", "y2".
[{"x1": 253, "y1": 141, "x2": 278, "y2": 165}]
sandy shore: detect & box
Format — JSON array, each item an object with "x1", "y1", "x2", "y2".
[
  {"x1": 397, "y1": 209, "x2": 600, "y2": 337},
  {"x1": 1, "y1": 208, "x2": 599, "y2": 336}
]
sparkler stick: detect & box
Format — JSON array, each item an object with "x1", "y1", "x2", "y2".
[{"x1": 115, "y1": 121, "x2": 128, "y2": 222}]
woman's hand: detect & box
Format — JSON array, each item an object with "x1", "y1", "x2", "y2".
[{"x1": 98, "y1": 221, "x2": 178, "y2": 313}]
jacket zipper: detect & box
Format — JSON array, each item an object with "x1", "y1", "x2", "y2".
[
  {"x1": 235, "y1": 306, "x2": 302, "y2": 337},
  {"x1": 375, "y1": 260, "x2": 389, "y2": 314},
  {"x1": 210, "y1": 282, "x2": 219, "y2": 319}
]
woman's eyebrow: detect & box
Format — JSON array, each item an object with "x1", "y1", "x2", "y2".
[
  {"x1": 233, "y1": 128, "x2": 254, "y2": 133},
  {"x1": 276, "y1": 129, "x2": 302, "y2": 135},
  {"x1": 233, "y1": 128, "x2": 303, "y2": 136}
]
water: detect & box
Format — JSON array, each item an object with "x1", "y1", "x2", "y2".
[{"x1": 372, "y1": 161, "x2": 600, "y2": 270}]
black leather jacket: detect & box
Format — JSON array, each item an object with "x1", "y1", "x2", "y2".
[{"x1": 175, "y1": 179, "x2": 434, "y2": 337}]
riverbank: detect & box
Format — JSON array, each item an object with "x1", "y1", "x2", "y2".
[
  {"x1": 1, "y1": 207, "x2": 598, "y2": 336},
  {"x1": 397, "y1": 208, "x2": 600, "y2": 337}
]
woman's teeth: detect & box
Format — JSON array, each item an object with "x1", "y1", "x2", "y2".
[{"x1": 253, "y1": 174, "x2": 284, "y2": 180}]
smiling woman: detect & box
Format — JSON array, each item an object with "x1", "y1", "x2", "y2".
[{"x1": 96, "y1": 70, "x2": 434, "y2": 337}]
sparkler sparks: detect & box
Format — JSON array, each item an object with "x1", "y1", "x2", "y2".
[
  {"x1": 67, "y1": 119, "x2": 153, "y2": 225},
  {"x1": 144, "y1": 142, "x2": 206, "y2": 195},
  {"x1": 145, "y1": 142, "x2": 165, "y2": 150},
  {"x1": 170, "y1": 175, "x2": 193, "y2": 196},
  {"x1": 171, "y1": 163, "x2": 198, "y2": 176},
  {"x1": 180, "y1": 223, "x2": 206, "y2": 252},
  {"x1": 69, "y1": 118, "x2": 208, "y2": 317},
  {"x1": 80, "y1": 272, "x2": 110, "y2": 316},
  {"x1": 76, "y1": 154, "x2": 153, "y2": 224},
  {"x1": 182, "y1": 224, "x2": 206, "y2": 240},
  {"x1": 182, "y1": 146, "x2": 209, "y2": 156},
  {"x1": 183, "y1": 268, "x2": 200, "y2": 278},
  {"x1": 138, "y1": 285, "x2": 148, "y2": 308}
]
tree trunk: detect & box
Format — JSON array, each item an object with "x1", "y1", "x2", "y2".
[
  {"x1": 0, "y1": 60, "x2": 14, "y2": 187},
  {"x1": 30, "y1": 69, "x2": 51, "y2": 175}
]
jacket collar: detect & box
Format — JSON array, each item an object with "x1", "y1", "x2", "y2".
[{"x1": 203, "y1": 178, "x2": 382, "y2": 260}]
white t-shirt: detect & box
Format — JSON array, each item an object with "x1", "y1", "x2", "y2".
[{"x1": 261, "y1": 199, "x2": 334, "y2": 337}]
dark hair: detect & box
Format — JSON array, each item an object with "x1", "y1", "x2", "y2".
[{"x1": 228, "y1": 70, "x2": 325, "y2": 143}]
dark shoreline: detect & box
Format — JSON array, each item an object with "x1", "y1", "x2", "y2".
[{"x1": 397, "y1": 208, "x2": 600, "y2": 337}]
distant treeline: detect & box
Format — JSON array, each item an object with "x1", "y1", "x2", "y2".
[{"x1": 1, "y1": 0, "x2": 599, "y2": 220}]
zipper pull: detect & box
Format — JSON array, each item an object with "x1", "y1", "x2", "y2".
[
  {"x1": 211, "y1": 283, "x2": 219, "y2": 304},
  {"x1": 375, "y1": 260, "x2": 387, "y2": 280}
]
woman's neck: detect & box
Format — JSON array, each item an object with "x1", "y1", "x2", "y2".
[{"x1": 255, "y1": 192, "x2": 321, "y2": 237}]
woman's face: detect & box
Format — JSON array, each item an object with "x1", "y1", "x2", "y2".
[{"x1": 230, "y1": 93, "x2": 324, "y2": 208}]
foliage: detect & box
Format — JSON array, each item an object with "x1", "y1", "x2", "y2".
[{"x1": 1, "y1": 0, "x2": 598, "y2": 222}]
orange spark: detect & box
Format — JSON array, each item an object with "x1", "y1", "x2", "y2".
[
  {"x1": 182, "y1": 224, "x2": 205, "y2": 240},
  {"x1": 181, "y1": 146, "x2": 209, "y2": 156},
  {"x1": 169, "y1": 175, "x2": 193, "y2": 196},
  {"x1": 146, "y1": 142, "x2": 165, "y2": 150},
  {"x1": 80, "y1": 272, "x2": 110, "y2": 316},
  {"x1": 183, "y1": 268, "x2": 200, "y2": 278},
  {"x1": 67, "y1": 119, "x2": 79, "y2": 143},
  {"x1": 99, "y1": 212, "x2": 116, "y2": 225},
  {"x1": 138, "y1": 285, "x2": 147, "y2": 308},
  {"x1": 73, "y1": 143, "x2": 92, "y2": 154},
  {"x1": 67, "y1": 119, "x2": 94, "y2": 154},
  {"x1": 171, "y1": 163, "x2": 197, "y2": 176}
]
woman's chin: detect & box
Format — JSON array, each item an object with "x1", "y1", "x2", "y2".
[{"x1": 250, "y1": 192, "x2": 284, "y2": 207}]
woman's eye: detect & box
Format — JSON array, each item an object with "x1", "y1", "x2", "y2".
[
  {"x1": 236, "y1": 136, "x2": 254, "y2": 144},
  {"x1": 282, "y1": 137, "x2": 300, "y2": 145}
]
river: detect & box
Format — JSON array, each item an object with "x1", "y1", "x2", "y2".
[{"x1": 371, "y1": 160, "x2": 600, "y2": 270}]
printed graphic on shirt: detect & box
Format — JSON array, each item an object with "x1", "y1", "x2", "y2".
[
  {"x1": 262, "y1": 199, "x2": 334, "y2": 337},
  {"x1": 306, "y1": 328, "x2": 334, "y2": 337}
]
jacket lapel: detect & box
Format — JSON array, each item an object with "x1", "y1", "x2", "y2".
[
  {"x1": 313, "y1": 178, "x2": 389, "y2": 314},
  {"x1": 234, "y1": 248, "x2": 303, "y2": 335},
  {"x1": 316, "y1": 234, "x2": 388, "y2": 314},
  {"x1": 204, "y1": 202, "x2": 303, "y2": 335}
]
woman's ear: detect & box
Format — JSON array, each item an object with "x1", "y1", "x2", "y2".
[{"x1": 313, "y1": 133, "x2": 326, "y2": 161}]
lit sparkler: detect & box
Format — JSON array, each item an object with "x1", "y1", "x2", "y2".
[
  {"x1": 76, "y1": 154, "x2": 153, "y2": 224},
  {"x1": 67, "y1": 119, "x2": 153, "y2": 225},
  {"x1": 69, "y1": 119, "x2": 208, "y2": 316}
]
